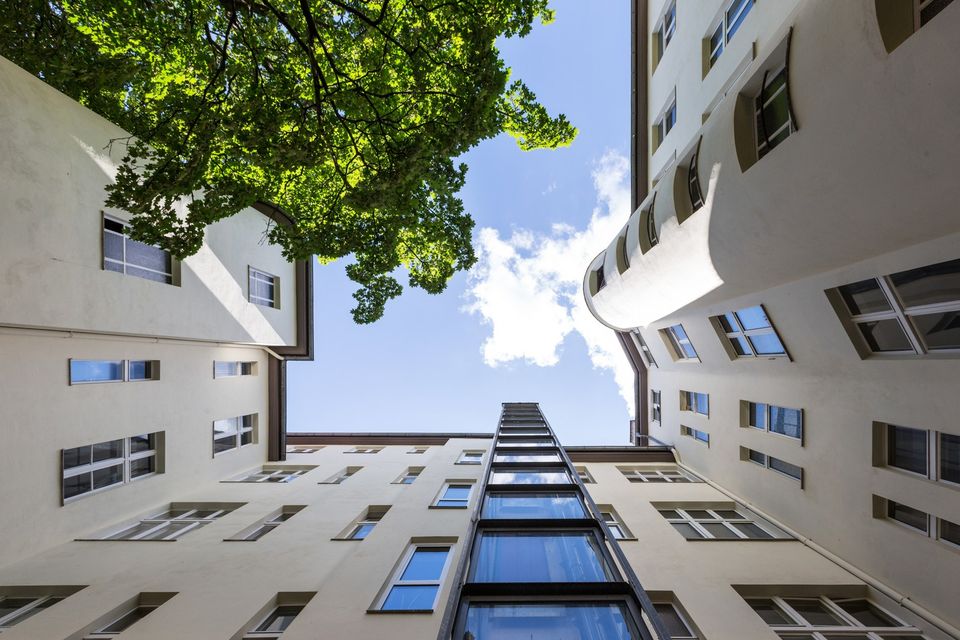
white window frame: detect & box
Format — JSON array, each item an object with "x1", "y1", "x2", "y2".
[
  {"x1": 96, "y1": 505, "x2": 237, "y2": 541},
  {"x1": 84, "y1": 603, "x2": 159, "y2": 639},
  {"x1": 68, "y1": 359, "x2": 160, "y2": 385},
  {"x1": 662, "y1": 324, "x2": 699, "y2": 361},
  {"x1": 743, "y1": 447, "x2": 803, "y2": 486},
  {"x1": 715, "y1": 305, "x2": 789, "y2": 359},
  {"x1": 653, "y1": 600, "x2": 699, "y2": 639},
  {"x1": 599, "y1": 508, "x2": 634, "y2": 540},
  {"x1": 228, "y1": 506, "x2": 303, "y2": 542},
  {"x1": 0, "y1": 595, "x2": 65, "y2": 631},
  {"x1": 102, "y1": 215, "x2": 174, "y2": 285},
  {"x1": 226, "y1": 466, "x2": 312, "y2": 484},
  {"x1": 345, "y1": 507, "x2": 389, "y2": 541},
  {"x1": 679, "y1": 391, "x2": 709, "y2": 416},
  {"x1": 707, "y1": 0, "x2": 754, "y2": 69},
  {"x1": 653, "y1": 95, "x2": 677, "y2": 150},
  {"x1": 62, "y1": 433, "x2": 161, "y2": 503},
  {"x1": 249, "y1": 267, "x2": 279, "y2": 308},
  {"x1": 433, "y1": 482, "x2": 474, "y2": 509},
  {"x1": 213, "y1": 360, "x2": 257, "y2": 378},
  {"x1": 394, "y1": 467, "x2": 423, "y2": 485},
  {"x1": 651, "y1": 390, "x2": 662, "y2": 424},
  {"x1": 746, "y1": 595, "x2": 922, "y2": 638},
  {"x1": 655, "y1": 0, "x2": 677, "y2": 61},
  {"x1": 375, "y1": 544, "x2": 453, "y2": 611},
  {"x1": 346, "y1": 446, "x2": 383, "y2": 454},
  {"x1": 634, "y1": 331, "x2": 658, "y2": 368},
  {"x1": 659, "y1": 505, "x2": 782, "y2": 540},
  {"x1": 755, "y1": 65, "x2": 795, "y2": 159},
  {"x1": 242, "y1": 604, "x2": 306, "y2": 640},
  {"x1": 408, "y1": 446, "x2": 429, "y2": 454},
  {"x1": 213, "y1": 414, "x2": 256, "y2": 456},
  {"x1": 320, "y1": 467, "x2": 360, "y2": 484},
  {"x1": 680, "y1": 425, "x2": 710, "y2": 445},
  {"x1": 620, "y1": 467, "x2": 698, "y2": 483},
  {"x1": 744, "y1": 401, "x2": 803, "y2": 442},
  {"x1": 575, "y1": 466, "x2": 595, "y2": 484},
  {"x1": 287, "y1": 445, "x2": 323, "y2": 454},
  {"x1": 456, "y1": 450, "x2": 484, "y2": 465}
]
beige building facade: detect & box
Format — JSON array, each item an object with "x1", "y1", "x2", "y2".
[{"x1": 585, "y1": 0, "x2": 960, "y2": 636}]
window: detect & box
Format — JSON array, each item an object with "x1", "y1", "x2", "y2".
[
  {"x1": 489, "y1": 469, "x2": 570, "y2": 485},
  {"x1": 830, "y1": 258, "x2": 960, "y2": 356},
  {"x1": 103, "y1": 216, "x2": 173, "y2": 284},
  {"x1": 460, "y1": 602, "x2": 642, "y2": 638},
  {"x1": 645, "y1": 198, "x2": 659, "y2": 248},
  {"x1": 742, "y1": 447, "x2": 803, "y2": 485},
  {"x1": 63, "y1": 433, "x2": 161, "y2": 502},
  {"x1": 286, "y1": 445, "x2": 323, "y2": 454},
  {"x1": 680, "y1": 426, "x2": 709, "y2": 445},
  {"x1": 746, "y1": 595, "x2": 924, "y2": 637},
  {"x1": 708, "y1": 0, "x2": 754, "y2": 68},
  {"x1": 228, "y1": 506, "x2": 304, "y2": 542},
  {"x1": 408, "y1": 446, "x2": 429, "y2": 454},
  {"x1": 874, "y1": 424, "x2": 959, "y2": 484},
  {"x1": 886, "y1": 424, "x2": 928, "y2": 475},
  {"x1": 346, "y1": 446, "x2": 383, "y2": 454},
  {"x1": 687, "y1": 138, "x2": 704, "y2": 212},
  {"x1": 620, "y1": 467, "x2": 698, "y2": 483},
  {"x1": 69, "y1": 359, "x2": 160, "y2": 384},
  {"x1": 494, "y1": 452, "x2": 561, "y2": 464},
  {"x1": 95, "y1": 504, "x2": 240, "y2": 541},
  {"x1": 213, "y1": 414, "x2": 256, "y2": 455},
  {"x1": 657, "y1": 504, "x2": 785, "y2": 539},
  {"x1": 434, "y1": 482, "x2": 473, "y2": 508},
  {"x1": 495, "y1": 438, "x2": 554, "y2": 448},
  {"x1": 656, "y1": 1, "x2": 677, "y2": 61},
  {"x1": 0, "y1": 590, "x2": 78, "y2": 631},
  {"x1": 242, "y1": 604, "x2": 306, "y2": 639},
  {"x1": 616, "y1": 228, "x2": 630, "y2": 274},
  {"x1": 394, "y1": 467, "x2": 423, "y2": 484},
  {"x1": 679, "y1": 391, "x2": 709, "y2": 416},
  {"x1": 457, "y1": 450, "x2": 484, "y2": 465},
  {"x1": 634, "y1": 331, "x2": 658, "y2": 368},
  {"x1": 575, "y1": 466, "x2": 595, "y2": 484},
  {"x1": 320, "y1": 466, "x2": 360, "y2": 484},
  {"x1": 249, "y1": 267, "x2": 279, "y2": 308},
  {"x1": 343, "y1": 506, "x2": 389, "y2": 540},
  {"x1": 377, "y1": 545, "x2": 451, "y2": 611},
  {"x1": 651, "y1": 390, "x2": 662, "y2": 424},
  {"x1": 653, "y1": 600, "x2": 700, "y2": 639},
  {"x1": 714, "y1": 305, "x2": 788, "y2": 358},
  {"x1": 214, "y1": 361, "x2": 257, "y2": 378},
  {"x1": 83, "y1": 594, "x2": 173, "y2": 638},
  {"x1": 471, "y1": 531, "x2": 613, "y2": 583},
  {"x1": 755, "y1": 65, "x2": 795, "y2": 159},
  {"x1": 876, "y1": 496, "x2": 960, "y2": 549},
  {"x1": 594, "y1": 261, "x2": 607, "y2": 293},
  {"x1": 482, "y1": 493, "x2": 586, "y2": 519},
  {"x1": 654, "y1": 97, "x2": 677, "y2": 149},
  {"x1": 743, "y1": 401, "x2": 803, "y2": 441},
  {"x1": 887, "y1": 499, "x2": 929, "y2": 533},
  {"x1": 662, "y1": 324, "x2": 698, "y2": 361},
  {"x1": 599, "y1": 507, "x2": 633, "y2": 540},
  {"x1": 228, "y1": 466, "x2": 313, "y2": 483}
]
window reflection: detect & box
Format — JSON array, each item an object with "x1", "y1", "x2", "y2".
[
  {"x1": 471, "y1": 532, "x2": 612, "y2": 583},
  {"x1": 482, "y1": 493, "x2": 586, "y2": 519},
  {"x1": 462, "y1": 602, "x2": 640, "y2": 639},
  {"x1": 489, "y1": 470, "x2": 570, "y2": 485}
]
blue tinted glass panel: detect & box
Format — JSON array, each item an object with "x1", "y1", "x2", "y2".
[
  {"x1": 726, "y1": 0, "x2": 753, "y2": 40},
  {"x1": 769, "y1": 406, "x2": 802, "y2": 439},
  {"x1": 748, "y1": 332, "x2": 786, "y2": 355},
  {"x1": 472, "y1": 533, "x2": 611, "y2": 583},
  {"x1": 443, "y1": 486, "x2": 472, "y2": 501},
  {"x1": 70, "y1": 360, "x2": 123, "y2": 383},
  {"x1": 463, "y1": 603, "x2": 639, "y2": 639},
  {"x1": 351, "y1": 523, "x2": 375, "y2": 539},
  {"x1": 382, "y1": 585, "x2": 438, "y2": 611},
  {"x1": 694, "y1": 430, "x2": 709, "y2": 444},
  {"x1": 735, "y1": 306, "x2": 771, "y2": 330},
  {"x1": 482, "y1": 493, "x2": 586, "y2": 519},
  {"x1": 400, "y1": 549, "x2": 449, "y2": 581},
  {"x1": 749, "y1": 403, "x2": 767, "y2": 429},
  {"x1": 694, "y1": 393, "x2": 709, "y2": 415},
  {"x1": 489, "y1": 470, "x2": 569, "y2": 485}
]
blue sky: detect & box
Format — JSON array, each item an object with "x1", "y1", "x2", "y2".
[{"x1": 287, "y1": 0, "x2": 635, "y2": 446}]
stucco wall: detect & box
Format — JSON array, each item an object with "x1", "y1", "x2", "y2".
[{"x1": 0, "y1": 56, "x2": 298, "y2": 346}]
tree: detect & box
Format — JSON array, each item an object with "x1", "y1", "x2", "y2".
[{"x1": 0, "y1": 0, "x2": 576, "y2": 322}]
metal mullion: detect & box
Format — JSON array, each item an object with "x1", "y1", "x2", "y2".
[
  {"x1": 0, "y1": 597, "x2": 45, "y2": 627},
  {"x1": 162, "y1": 521, "x2": 200, "y2": 540},
  {"x1": 772, "y1": 596, "x2": 813, "y2": 627},
  {"x1": 878, "y1": 277, "x2": 925, "y2": 353},
  {"x1": 130, "y1": 521, "x2": 170, "y2": 541}
]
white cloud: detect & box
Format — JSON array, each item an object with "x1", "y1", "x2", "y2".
[{"x1": 463, "y1": 150, "x2": 636, "y2": 413}]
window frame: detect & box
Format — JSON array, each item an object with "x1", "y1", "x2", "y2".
[
  {"x1": 91, "y1": 504, "x2": 240, "y2": 541},
  {"x1": 745, "y1": 594, "x2": 922, "y2": 637},
  {"x1": 742, "y1": 447, "x2": 804, "y2": 486},
  {"x1": 394, "y1": 467, "x2": 424, "y2": 485},
  {"x1": 226, "y1": 466, "x2": 313, "y2": 484},
  {"x1": 743, "y1": 401, "x2": 804, "y2": 443},
  {"x1": 213, "y1": 360, "x2": 257, "y2": 378},
  {"x1": 575, "y1": 466, "x2": 595, "y2": 484},
  {"x1": 0, "y1": 594, "x2": 68, "y2": 631},
  {"x1": 599, "y1": 507, "x2": 634, "y2": 541},
  {"x1": 713, "y1": 305, "x2": 790, "y2": 359},
  {"x1": 679, "y1": 391, "x2": 709, "y2": 417},
  {"x1": 212, "y1": 414, "x2": 257, "y2": 456},
  {"x1": 651, "y1": 390, "x2": 662, "y2": 424},
  {"x1": 248, "y1": 266, "x2": 280, "y2": 309},
  {"x1": 346, "y1": 446, "x2": 383, "y2": 454},
  {"x1": 653, "y1": 96, "x2": 677, "y2": 150},
  {"x1": 620, "y1": 466, "x2": 698, "y2": 483},
  {"x1": 375, "y1": 544, "x2": 453, "y2": 612},
  {"x1": 242, "y1": 604, "x2": 307, "y2": 639},
  {"x1": 755, "y1": 64, "x2": 796, "y2": 159},
  {"x1": 658, "y1": 505, "x2": 784, "y2": 540},
  {"x1": 102, "y1": 215, "x2": 175, "y2": 285},
  {"x1": 687, "y1": 137, "x2": 705, "y2": 212},
  {"x1": 433, "y1": 482, "x2": 475, "y2": 509},
  {"x1": 456, "y1": 450, "x2": 485, "y2": 465},
  {"x1": 655, "y1": 0, "x2": 677, "y2": 62},
  {"x1": 662, "y1": 324, "x2": 699, "y2": 362},
  {"x1": 62, "y1": 433, "x2": 161, "y2": 504},
  {"x1": 634, "y1": 331, "x2": 658, "y2": 368},
  {"x1": 680, "y1": 426, "x2": 710, "y2": 446},
  {"x1": 319, "y1": 466, "x2": 361, "y2": 484}
]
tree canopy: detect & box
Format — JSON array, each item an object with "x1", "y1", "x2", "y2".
[{"x1": 0, "y1": 0, "x2": 575, "y2": 322}]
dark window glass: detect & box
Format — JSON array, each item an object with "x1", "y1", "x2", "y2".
[
  {"x1": 769, "y1": 456, "x2": 802, "y2": 481},
  {"x1": 769, "y1": 406, "x2": 802, "y2": 439},
  {"x1": 92, "y1": 440, "x2": 123, "y2": 462},
  {"x1": 835, "y1": 600, "x2": 897, "y2": 627},
  {"x1": 100, "y1": 606, "x2": 156, "y2": 633},
  {"x1": 857, "y1": 319, "x2": 912, "y2": 352},
  {"x1": 920, "y1": 0, "x2": 955, "y2": 25},
  {"x1": 702, "y1": 523, "x2": 738, "y2": 539},
  {"x1": 888, "y1": 501, "x2": 928, "y2": 532},
  {"x1": 941, "y1": 518, "x2": 960, "y2": 546},
  {"x1": 732, "y1": 522, "x2": 773, "y2": 539},
  {"x1": 726, "y1": 0, "x2": 753, "y2": 40},
  {"x1": 63, "y1": 445, "x2": 92, "y2": 469},
  {"x1": 671, "y1": 523, "x2": 703, "y2": 539},
  {"x1": 63, "y1": 474, "x2": 92, "y2": 500},
  {"x1": 92, "y1": 464, "x2": 123, "y2": 489},
  {"x1": 654, "y1": 603, "x2": 694, "y2": 637},
  {"x1": 941, "y1": 433, "x2": 960, "y2": 484},
  {"x1": 472, "y1": 532, "x2": 611, "y2": 583},
  {"x1": 748, "y1": 449, "x2": 766, "y2": 465},
  {"x1": 730, "y1": 335, "x2": 752, "y2": 355},
  {"x1": 130, "y1": 434, "x2": 155, "y2": 454},
  {"x1": 2, "y1": 597, "x2": 63, "y2": 627},
  {"x1": 783, "y1": 599, "x2": 845, "y2": 626},
  {"x1": 887, "y1": 425, "x2": 927, "y2": 475},
  {"x1": 747, "y1": 599, "x2": 795, "y2": 625},
  {"x1": 838, "y1": 279, "x2": 890, "y2": 315},
  {"x1": 749, "y1": 403, "x2": 767, "y2": 429},
  {"x1": 256, "y1": 605, "x2": 304, "y2": 632},
  {"x1": 889, "y1": 258, "x2": 960, "y2": 307},
  {"x1": 482, "y1": 493, "x2": 586, "y2": 519},
  {"x1": 911, "y1": 312, "x2": 960, "y2": 350},
  {"x1": 493, "y1": 453, "x2": 561, "y2": 463},
  {"x1": 463, "y1": 602, "x2": 640, "y2": 639}
]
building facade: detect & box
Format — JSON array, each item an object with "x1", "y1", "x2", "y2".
[{"x1": 585, "y1": 0, "x2": 960, "y2": 635}]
